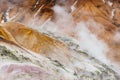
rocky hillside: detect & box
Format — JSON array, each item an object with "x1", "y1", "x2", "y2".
[{"x1": 0, "y1": 0, "x2": 120, "y2": 80}]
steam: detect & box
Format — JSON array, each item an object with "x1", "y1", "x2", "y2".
[
  {"x1": 37, "y1": 5, "x2": 75, "y2": 36},
  {"x1": 32, "y1": 5, "x2": 110, "y2": 65},
  {"x1": 0, "y1": 0, "x2": 116, "y2": 73},
  {"x1": 76, "y1": 22, "x2": 109, "y2": 63}
]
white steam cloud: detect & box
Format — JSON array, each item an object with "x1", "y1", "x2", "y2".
[
  {"x1": 76, "y1": 22, "x2": 109, "y2": 63},
  {"x1": 37, "y1": 5, "x2": 75, "y2": 36},
  {"x1": 32, "y1": 5, "x2": 110, "y2": 65}
]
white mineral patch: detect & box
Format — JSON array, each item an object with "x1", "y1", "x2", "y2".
[
  {"x1": 111, "y1": 9, "x2": 115, "y2": 19},
  {"x1": 108, "y1": 1, "x2": 113, "y2": 6},
  {"x1": 71, "y1": 1, "x2": 77, "y2": 12}
]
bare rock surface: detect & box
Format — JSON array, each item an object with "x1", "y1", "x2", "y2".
[{"x1": 0, "y1": 0, "x2": 120, "y2": 80}]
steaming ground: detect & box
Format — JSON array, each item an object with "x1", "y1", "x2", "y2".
[
  {"x1": 1, "y1": 0, "x2": 120, "y2": 78},
  {"x1": 24, "y1": 4, "x2": 120, "y2": 75},
  {"x1": 29, "y1": 5, "x2": 109, "y2": 62},
  {"x1": 76, "y1": 22, "x2": 109, "y2": 63}
]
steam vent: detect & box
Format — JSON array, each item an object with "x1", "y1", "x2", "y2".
[{"x1": 0, "y1": 0, "x2": 120, "y2": 80}]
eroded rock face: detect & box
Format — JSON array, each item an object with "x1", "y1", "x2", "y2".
[
  {"x1": 0, "y1": 22, "x2": 79, "y2": 67},
  {"x1": 0, "y1": 64, "x2": 52, "y2": 80},
  {"x1": 0, "y1": 0, "x2": 120, "y2": 79},
  {"x1": 0, "y1": 0, "x2": 55, "y2": 24},
  {"x1": 0, "y1": 33, "x2": 119, "y2": 80}
]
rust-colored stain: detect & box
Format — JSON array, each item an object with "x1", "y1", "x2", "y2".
[{"x1": 0, "y1": 22, "x2": 70, "y2": 57}]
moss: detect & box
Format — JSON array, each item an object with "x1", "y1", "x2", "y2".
[
  {"x1": 35, "y1": 60, "x2": 43, "y2": 67},
  {"x1": 53, "y1": 60, "x2": 69, "y2": 72},
  {"x1": 0, "y1": 46, "x2": 19, "y2": 61},
  {"x1": 19, "y1": 55, "x2": 31, "y2": 62},
  {"x1": 0, "y1": 45, "x2": 44, "y2": 68},
  {"x1": 54, "y1": 60, "x2": 63, "y2": 67},
  {"x1": 74, "y1": 72, "x2": 77, "y2": 76}
]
